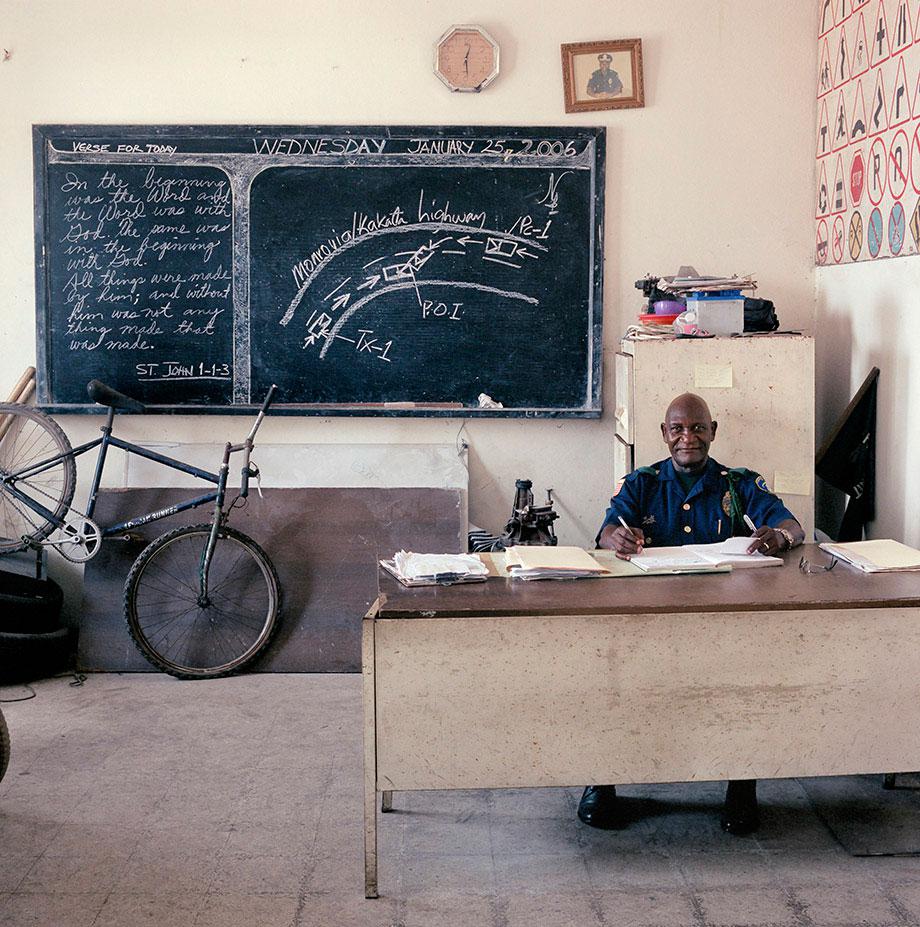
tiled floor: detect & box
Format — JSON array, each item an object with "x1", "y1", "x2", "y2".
[{"x1": 1, "y1": 673, "x2": 919, "y2": 926}]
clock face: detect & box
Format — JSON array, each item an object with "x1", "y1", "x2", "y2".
[{"x1": 435, "y1": 26, "x2": 499, "y2": 92}]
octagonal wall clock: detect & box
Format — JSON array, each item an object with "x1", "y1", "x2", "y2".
[{"x1": 434, "y1": 25, "x2": 500, "y2": 92}]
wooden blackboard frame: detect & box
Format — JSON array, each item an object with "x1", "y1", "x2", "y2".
[{"x1": 33, "y1": 124, "x2": 605, "y2": 417}]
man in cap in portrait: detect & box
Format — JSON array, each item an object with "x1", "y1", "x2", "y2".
[{"x1": 587, "y1": 52, "x2": 623, "y2": 96}]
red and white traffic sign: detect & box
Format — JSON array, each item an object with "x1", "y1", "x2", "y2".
[
  {"x1": 850, "y1": 148, "x2": 866, "y2": 204},
  {"x1": 889, "y1": 128, "x2": 910, "y2": 200},
  {"x1": 868, "y1": 136, "x2": 888, "y2": 205}
]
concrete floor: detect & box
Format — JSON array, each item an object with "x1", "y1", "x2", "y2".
[{"x1": 1, "y1": 674, "x2": 920, "y2": 927}]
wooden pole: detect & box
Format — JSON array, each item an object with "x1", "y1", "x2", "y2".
[
  {"x1": 0, "y1": 367, "x2": 37, "y2": 444},
  {"x1": 5, "y1": 366, "x2": 36, "y2": 404}
]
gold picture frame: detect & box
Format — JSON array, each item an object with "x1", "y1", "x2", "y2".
[{"x1": 561, "y1": 38, "x2": 644, "y2": 113}]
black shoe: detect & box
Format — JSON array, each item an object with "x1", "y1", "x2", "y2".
[
  {"x1": 577, "y1": 785, "x2": 624, "y2": 829},
  {"x1": 720, "y1": 779, "x2": 759, "y2": 835}
]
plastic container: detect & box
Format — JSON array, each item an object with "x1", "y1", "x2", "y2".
[{"x1": 684, "y1": 290, "x2": 744, "y2": 335}]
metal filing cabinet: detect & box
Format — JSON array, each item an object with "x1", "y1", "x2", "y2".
[{"x1": 614, "y1": 334, "x2": 815, "y2": 540}]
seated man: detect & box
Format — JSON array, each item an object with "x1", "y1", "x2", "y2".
[{"x1": 580, "y1": 392, "x2": 804, "y2": 834}]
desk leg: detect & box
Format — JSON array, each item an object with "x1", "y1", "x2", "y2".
[
  {"x1": 381, "y1": 790, "x2": 393, "y2": 812},
  {"x1": 362, "y1": 611, "x2": 379, "y2": 899}
]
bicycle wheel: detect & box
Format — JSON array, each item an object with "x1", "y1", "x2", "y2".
[
  {"x1": 0, "y1": 707, "x2": 9, "y2": 784},
  {"x1": 0, "y1": 404, "x2": 75, "y2": 554},
  {"x1": 124, "y1": 523, "x2": 281, "y2": 680}
]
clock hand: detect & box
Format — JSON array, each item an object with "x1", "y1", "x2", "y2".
[{"x1": 464, "y1": 45, "x2": 470, "y2": 74}]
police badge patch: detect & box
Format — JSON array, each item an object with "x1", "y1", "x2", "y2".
[
  {"x1": 755, "y1": 476, "x2": 770, "y2": 492},
  {"x1": 721, "y1": 491, "x2": 732, "y2": 516}
]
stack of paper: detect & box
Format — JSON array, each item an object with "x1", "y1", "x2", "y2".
[
  {"x1": 504, "y1": 546, "x2": 610, "y2": 580},
  {"x1": 631, "y1": 536, "x2": 781, "y2": 574},
  {"x1": 819, "y1": 539, "x2": 920, "y2": 573},
  {"x1": 658, "y1": 265, "x2": 757, "y2": 295},
  {"x1": 379, "y1": 551, "x2": 489, "y2": 586}
]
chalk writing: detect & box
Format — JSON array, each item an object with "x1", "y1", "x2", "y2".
[
  {"x1": 48, "y1": 163, "x2": 234, "y2": 396},
  {"x1": 37, "y1": 125, "x2": 603, "y2": 412}
]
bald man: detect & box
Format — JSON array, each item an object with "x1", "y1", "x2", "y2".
[{"x1": 579, "y1": 393, "x2": 805, "y2": 835}]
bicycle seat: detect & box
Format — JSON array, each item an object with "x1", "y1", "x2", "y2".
[{"x1": 86, "y1": 380, "x2": 146, "y2": 413}]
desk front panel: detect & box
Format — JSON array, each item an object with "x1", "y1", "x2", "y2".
[{"x1": 373, "y1": 607, "x2": 920, "y2": 790}]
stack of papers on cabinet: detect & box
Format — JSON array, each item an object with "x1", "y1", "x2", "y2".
[
  {"x1": 819, "y1": 539, "x2": 920, "y2": 573},
  {"x1": 379, "y1": 551, "x2": 490, "y2": 586},
  {"x1": 631, "y1": 536, "x2": 781, "y2": 573},
  {"x1": 504, "y1": 546, "x2": 610, "y2": 580}
]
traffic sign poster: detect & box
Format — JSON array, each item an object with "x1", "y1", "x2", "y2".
[{"x1": 815, "y1": 0, "x2": 920, "y2": 263}]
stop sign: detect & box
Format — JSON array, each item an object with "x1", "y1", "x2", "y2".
[{"x1": 850, "y1": 150, "x2": 865, "y2": 205}]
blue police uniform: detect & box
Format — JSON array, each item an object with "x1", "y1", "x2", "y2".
[
  {"x1": 598, "y1": 457, "x2": 796, "y2": 547},
  {"x1": 587, "y1": 67, "x2": 623, "y2": 95}
]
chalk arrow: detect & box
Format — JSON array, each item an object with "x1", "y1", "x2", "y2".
[
  {"x1": 456, "y1": 236, "x2": 482, "y2": 247},
  {"x1": 357, "y1": 274, "x2": 381, "y2": 291},
  {"x1": 332, "y1": 292, "x2": 351, "y2": 311}
]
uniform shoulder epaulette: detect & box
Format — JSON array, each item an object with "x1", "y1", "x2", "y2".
[{"x1": 726, "y1": 466, "x2": 754, "y2": 478}]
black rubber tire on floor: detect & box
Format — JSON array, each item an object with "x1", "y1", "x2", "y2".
[
  {"x1": 0, "y1": 626, "x2": 73, "y2": 684},
  {"x1": 0, "y1": 707, "x2": 9, "y2": 784},
  {"x1": 0, "y1": 570, "x2": 64, "y2": 633}
]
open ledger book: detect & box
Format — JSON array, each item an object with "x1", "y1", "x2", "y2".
[
  {"x1": 819, "y1": 539, "x2": 920, "y2": 573},
  {"x1": 504, "y1": 545, "x2": 611, "y2": 580},
  {"x1": 630, "y1": 536, "x2": 782, "y2": 574}
]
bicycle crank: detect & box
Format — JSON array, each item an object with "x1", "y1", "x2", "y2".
[{"x1": 47, "y1": 516, "x2": 103, "y2": 562}]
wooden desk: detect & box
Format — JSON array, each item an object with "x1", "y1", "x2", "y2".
[{"x1": 362, "y1": 546, "x2": 920, "y2": 897}]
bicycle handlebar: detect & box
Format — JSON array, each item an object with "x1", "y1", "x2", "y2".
[
  {"x1": 245, "y1": 384, "x2": 277, "y2": 444},
  {"x1": 239, "y1": 385, "x2": 277, "y2": 496},
  {"x1": 259, "y1": 384, "x2": 277, "y2": 416}
]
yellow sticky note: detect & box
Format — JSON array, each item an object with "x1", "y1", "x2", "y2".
[
  {"x1": 694, "y1": 363, "x2": 733, "y2": 388},
  {"x1": 773, "y1": 471, "x2": 812, "y2": 496}
]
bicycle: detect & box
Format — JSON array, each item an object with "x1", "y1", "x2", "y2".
[{"x1": 0, "y1": 380, "x2": 280, "y2": 680}]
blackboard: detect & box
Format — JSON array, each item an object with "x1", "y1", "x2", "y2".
[{"x1": 33, "y1": 125, "x2": 605, "y2": 416}]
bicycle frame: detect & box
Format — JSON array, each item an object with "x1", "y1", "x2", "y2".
[
  {"x1": 4, "y1": 405, "x2": 224, "y2": 538},
  {"x1": 2, "y1": 384, "x2": 275, "y2": 592}
]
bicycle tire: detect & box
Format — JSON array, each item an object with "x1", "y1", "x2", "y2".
[
  {"x1": 124, "y1": 523, "x2": 281, "y2": 680},
  {"x1": 0, "y1": 404, "x2": 76, "y2": 554},
  {"x1": 0, "y1": 707, "x2": 9, "y2": 784}
]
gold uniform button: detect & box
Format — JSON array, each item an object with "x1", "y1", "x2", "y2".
[
  {"x1": 682, "y1": 503, "x2": 691, "y2": 511},
  {"x1": 683, "y1": 525, "x2": 692, "y2": 534}
]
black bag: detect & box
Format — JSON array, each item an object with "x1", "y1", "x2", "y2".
[{"x1": 744, "y1": 298, "x2": 779, "y2": 332}]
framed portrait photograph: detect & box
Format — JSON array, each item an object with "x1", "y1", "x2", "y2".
[{"x1": 561, "y1": 38, "x2": 644, "y2": 113}]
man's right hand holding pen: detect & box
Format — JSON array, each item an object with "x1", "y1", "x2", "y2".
[{"x1": 597, "y1": 515, "x2": 645, "y2": 560}]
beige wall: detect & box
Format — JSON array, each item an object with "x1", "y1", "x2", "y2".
[{"x1": 1, "y1": 0, "x2": 817, "y2": 551}]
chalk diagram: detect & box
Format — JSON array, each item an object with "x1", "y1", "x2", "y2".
[
  {"x1": 277, "y1": 176, "x2": 571, "y2": 359},
  {"x1": 248, "y1": 165, "x2": 589, "y2": 405}
]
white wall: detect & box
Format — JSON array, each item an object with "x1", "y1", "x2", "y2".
[
  {"x1": 815, "y1": 261, "x2": 920, "y2": 548},
  {"x1": 0, "y1": 0, "x2": 817, "y2": 550}
]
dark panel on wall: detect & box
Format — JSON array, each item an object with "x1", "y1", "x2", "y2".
[{"x1": 79, "y1": 486, "x2": 464, "y2": 673}]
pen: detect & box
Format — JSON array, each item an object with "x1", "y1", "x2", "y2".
[
  {"x1": 617, "y1": 515, "x2": 631, "y2": 531},
  {"x1": 743, "y1": 514, "x2": 757, "y2": 533}
]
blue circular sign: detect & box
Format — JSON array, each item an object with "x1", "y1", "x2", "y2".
[
  {"x1": 867, "y1": 207, "x2": 884, "y2": 258},
  {"x1": 888, "y1": 201, "x2": 906, "y2": 255}
]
